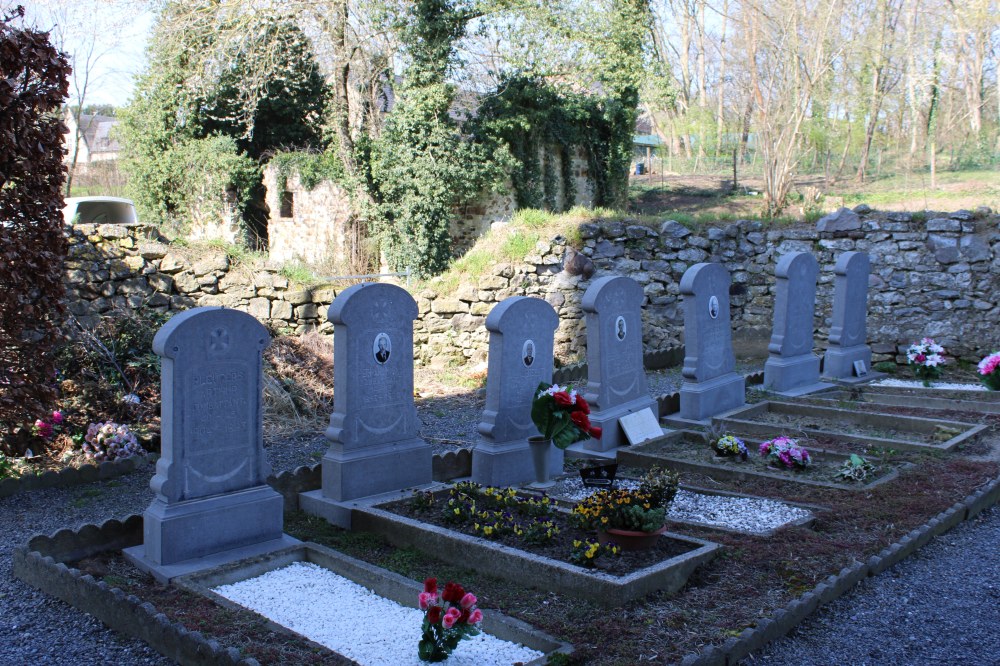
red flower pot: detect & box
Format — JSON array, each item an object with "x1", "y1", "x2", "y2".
[{"x1": 596, "y1": 525, "x2": 668, "y2": 551}]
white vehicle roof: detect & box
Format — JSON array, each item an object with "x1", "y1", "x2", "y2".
[{"x1": 63, "y1": 196, "x2": 138, "y2": 225}]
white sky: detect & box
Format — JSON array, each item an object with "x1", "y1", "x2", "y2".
[{"x1": 9, "y1": 1, "x2": 154, "y2": 108}]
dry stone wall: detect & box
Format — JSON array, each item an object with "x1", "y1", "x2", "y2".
[{"x1": 64, "y1": 205, "x2": 1000, "y2": 369}]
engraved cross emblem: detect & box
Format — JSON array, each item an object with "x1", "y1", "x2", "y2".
[{"x1": 209, "y1": 327, "x2": 230, "y2": 353}]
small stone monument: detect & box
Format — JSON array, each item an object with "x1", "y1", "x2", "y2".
[
  {"x1": 125, "y1": 307, "x2": 298, "y2": 582},
  {"x1": 299, "y1": 283, "x2": 432, "y2": 527},
  {"x1": 472, "y1": 296, "x2": 562, "y2": 486},
  {"x1": 579, "y1": 276, "x2": 658, "y2": 452},
  {"x1": 763, "y1": 252, "x2": 832, "y2": 396},
  {"x1": 676, "y1": 263, "x2": 745, "y2": 422},
  {"x1": 822, "y1": 251, "x2": 882, "y2": 383}
]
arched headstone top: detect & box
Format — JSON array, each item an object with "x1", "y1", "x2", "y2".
[
  {"x1": 834, "y1": 250, "x2": 870, "y2": 277},
  {"x1": 775, "y1": 251, "x2": 819, "y2": 281},
  {"x1": 485, "y1": 296, "x2": 559, "y2": 334},
  {"x1": 327, "y1": 282, "x2": 418, "y2": 326},
  {"x1": 152, "y1": 307, "x2": 270, "y2": 360},
  {"x1": 679, "y1": 262, "x2": 729, "y2": 297},
  {"x1": 581, "y1": 275, "x2": 645, "y2": 313}
]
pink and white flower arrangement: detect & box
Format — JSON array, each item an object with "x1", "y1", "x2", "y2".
[
  {"x1": 759, "y1": 436, "x2": 811, "y2": 470},
  {"x1": 978, "y1": 352, "x2": 1000, "y2": 391},
  {"x1": 907, "y1": 338, "x2": 945, "y2": 385},
  {"x1": 82, "y1": 422, "x2": 144, "y2": 462},
  {"x1": 31, "y1": 410, "x2": 63, "y2": 440},
  {"x1": 417, "y1": 578, "x2": 483, "y2": 662}
]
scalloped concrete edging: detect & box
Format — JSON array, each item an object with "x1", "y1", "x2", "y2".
[
  {"x1": 11, "y1": 516, "x2": 261, "y2": 666},
  {"x1": 676, "y1": 474, "x2": 1000, "y2": 666},
  {"x1": 0, "y1": 454, "x2": 153, "y2": 499}
]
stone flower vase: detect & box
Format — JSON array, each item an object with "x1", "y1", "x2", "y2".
[
  {"x1": 528, "y1": 436, "x2": 556, "y2": 489},
  {"x1": 596, "y1": 525, "x2": 669, "y2": 551}
]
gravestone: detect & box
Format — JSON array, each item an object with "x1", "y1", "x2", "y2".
[
  {"x1": 676, "y1": 263, "x2": 745, "y2": 422},
  {"x1": 124, "y1": 307, "x2": 298, "y2": 582},
  {"x1": 299, "y1": 283, "x2": 432, "y2": 528},
  {"x1": 763, "y1": 252, "x2": 832, "y2": 396},
  {"x1": 822, "y1": 252, "x2": 882, "y2": 383},
  {"x1": 579, "y1": 276, "x2": 658, "y2": 452},
  {"x1": 472, "y1": 296, "x2": 562, "y2": 486}
]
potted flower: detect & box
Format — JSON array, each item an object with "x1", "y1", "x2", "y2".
[
  {"x1": 907, "y1": 338, "x2": 945, "y2": 386},
  {"x1": 978, "y1": 351, "x2": 1000, "y2": 391},
  {"x1": 710, "y1": 433, "x2": 748, "y2": 460},
  {"x1": 759, "y1": 436, "x2": 811, "y2": 470},
  {"x1": 528, "y1": 382, "x2": 602, "y2": 486},
  {"x1": 570, "y1": 466, "x2": 679, "y2": 550},
  {"x1": 417, "y1": 578, "x2": 483, "y2": 662}
]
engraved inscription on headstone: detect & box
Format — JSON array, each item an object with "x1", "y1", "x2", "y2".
[
  {"x1": 125, "y1": 307, "x2": 296, "y2": 581},
  {"x1": 580, "y1": 276, "x2": 656, "y2": 451},
  {"x1": 677, "y1": 263, "x2": 745, "y2": 422},
  {"x1": 472, "y1": 297, "x2": 560, "y2": 487},
  {"x1": 763, "y1": 252, "x2": 828, "y2": 395}
]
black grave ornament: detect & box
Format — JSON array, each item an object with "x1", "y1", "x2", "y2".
[{"x1": 579, "y1": 463, "x2": 618, "y2": 488}]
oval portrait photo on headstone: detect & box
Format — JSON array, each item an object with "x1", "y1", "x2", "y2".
[
  {"x1": 522, "y1": 339, "x2": 536, "y2": 367},
  {"x1": 708, "y1": 296, "x2": 720, "y2": 319},
  {"x1": 615, "y1": 315, "x2": 627, "y2": 341},
  {"x1": 373, "y1": 333, "x2": 391, "y2": 365}
]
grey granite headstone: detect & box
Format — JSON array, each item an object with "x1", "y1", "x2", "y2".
[
  {"x1": 578, "y1": 276, "x2": 657, "y2": 452},
  {"x1": 677, "y1": 263, "x2": 746, "y2": 422},
  {"x1": 822, "y1": 252, "x2": 881, "y2": 383},
  {"x1": 124, "y1": 307, "x2": 298, "y2": 582},
  {"x1": 763, "y1": 252, "x2": 832, "y2": 396},
  {"x1": 299, "y1": 283, "x2": 431, "y2": 527},
  {"x1": 472, "y1": 296, "x2": 562, "y2": 486}
]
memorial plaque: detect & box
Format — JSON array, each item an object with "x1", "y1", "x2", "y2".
[{"x1": 619, "y1": 408, "x2": 664, "y2": 446}]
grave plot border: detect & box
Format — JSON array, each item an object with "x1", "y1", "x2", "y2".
[
  {"x1": 0, "y1": 455, "x2": 153, "y2": 499},
  {"x1": 175, "y1": 542, "x2": 572, "y2": 666},
  {"x1": 715, "y1": 401, "x2": 986, "y2": 452},
  {"x1": 351, "y1": 504, "x2": 720, "y2": 606},
  {"x1": 617, "y1": 431, "x2": 906, "y2": 492},
  {"x1": 11, "y1": 479, "x2": 1000, "y2": 666},
  {"x1": 676, "y1": 474, "x2": 1000, "y2": 666},
  {"x1": 802, "y1": 388, "x2": 1000, "y2": 415}
]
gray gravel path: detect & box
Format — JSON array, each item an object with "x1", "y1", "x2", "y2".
[{"x1": 743, "y1": 505, "x2": 1000, "y2": 666}]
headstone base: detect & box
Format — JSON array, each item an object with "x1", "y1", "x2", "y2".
[
  {"x1": 822, "y1": 344, "x2": 879, "y2": 383},
  {"x1": 320, "y1": 438, "x2": 432, "y2": 502},
  {"x1": 124, "y1": 535, "x2": 300, "y2": 584},
  {"x1": 763, "y1": 354, "x2": 833, "y2": 396},
  {"x1": 123, "y1": 485, "x2": 295, "y2": 583},
  {"x1": 679, "y1": 372, "x2": 746, "y2": 422},
  {"x1": 471, "y1": 439, "x2": 564, "y2": 488},
  {"x1": 583, "y1": 396, "x2": 658, "y2": 452}
]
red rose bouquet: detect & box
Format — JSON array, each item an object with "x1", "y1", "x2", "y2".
[
  {"x1": 530, "y1": 382, "x2": 602, "y2": 449},
  {"x1": 418, "y1": 578, "x2": 483, "y2": 662}
]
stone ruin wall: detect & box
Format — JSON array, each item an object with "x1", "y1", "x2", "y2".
[
  {"x1": 261, "y1": 146, "x2": 595, "y2": 265},
  {"x1": 65, "y1": 206, "x2": 1000, "y2": 369}
]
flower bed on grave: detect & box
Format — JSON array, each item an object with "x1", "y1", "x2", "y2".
[{"x1": 618, "y1": 430, "x2": 905, "y2": 490}]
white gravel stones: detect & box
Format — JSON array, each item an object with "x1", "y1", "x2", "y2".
[
  {"x1": 872, "y1": 378, "x2": 987, "y2": 391},
  {"x1": 552, "y1": 478, "x2": 811, "y2": 534},
  {"x1": 212, "y1": 562, "x2": 543, "y2": 666}
]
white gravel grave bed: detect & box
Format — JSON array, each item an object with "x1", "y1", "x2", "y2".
[
  {"x1": 551, "y1": 478, "x2": 812, "y2": 534},
  {"x1": 872, "y1": 378, "x2": 987, "y2": 391},
  {"x1": 212, "y1": 562, "x2": 544, "y2": 666}
]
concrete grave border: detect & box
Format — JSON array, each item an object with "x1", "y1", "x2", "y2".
[{"x1": 802, "y1": 387, "x2": 1000, "y2": 415}]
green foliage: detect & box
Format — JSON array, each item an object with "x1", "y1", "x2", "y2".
[
  {"x1": 271, "y1": 151, "x2": 345, "y2": 191},
  {"x1": 370, "y1": 0, "x2": 509, "y2": 278},
  {"x1": 119, "y1": 6, "x2": 329, "y2": 229}
]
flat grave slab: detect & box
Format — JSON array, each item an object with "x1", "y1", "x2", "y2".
[
  {"x1": 351, "y1": 501, "x2": 720, "y2": 606},
  {"x1": 714, "y1": 401, "x2": 986, "y2": 452},
  {"x1": 617, "y1": 430, "x2": 907, "y2": 491}
]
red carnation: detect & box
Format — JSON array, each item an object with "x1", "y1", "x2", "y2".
[
  {"x1": 589, "y1": 426, "x2": 603, "y2": 439},
  {"x1": 553, "y1": 391, "x2": 573, "y2": 407},
  {"x1": 427, "y1": 605, "x2": 442, "y2": 624},
  {"x1": 575, "y1": 395, "x2": 591, "y2": 414},
  {"x1": 571, "y1": 411, "x2": 591, "y2": 430},
  {"x1": 424, "y1": 577, "x2": 437, "y2": 594},
  {"x1": 442, "y1": 582, "x2": 465, "y2": 603},
  {"x1": 460, "y1": 608, "x2": 470, "y2": 623}
]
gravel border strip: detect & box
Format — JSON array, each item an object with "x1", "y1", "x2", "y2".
[{"x1": 676, "y1": 474, "x2": 1000, "y2": 666}]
